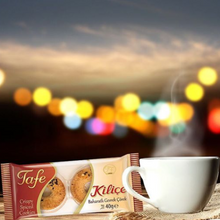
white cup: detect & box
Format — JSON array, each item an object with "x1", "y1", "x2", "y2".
[{"x1": 122, "y1": 157, "x2": 219, "y2": 213}]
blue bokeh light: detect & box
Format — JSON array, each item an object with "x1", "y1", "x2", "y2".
[
  {"x1": 63, "y1": 114, "x2": 82, "y2": 130},
  {"x1": 137, "y1": 102, "x2": 154, "y2": 120},
  {"x1": 113, "y1": 123, "x2": 128, "y2": 138}
]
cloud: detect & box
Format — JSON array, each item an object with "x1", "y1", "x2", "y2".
[
  {"x1": 74, "y1": 25, "x2": 105, "y2": 36},
  {"x1": 14, "y1": 21, "x2": 28, "y2": 29},
  {"x1": 1, "y1": 26, "x2": 220, "y2": 101}
]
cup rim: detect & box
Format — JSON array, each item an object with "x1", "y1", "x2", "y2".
[{"x1": 140, "y1": 156, "x2": 219, "y2": 161}]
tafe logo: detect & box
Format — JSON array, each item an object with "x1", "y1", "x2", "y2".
[{"x1": 17, "y1": 169, "x2": 46, "y2": 189}]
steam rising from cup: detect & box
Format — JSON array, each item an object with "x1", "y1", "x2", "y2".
[{"x1": 153, "y1": 71, "x2": 204, "y2": 156}]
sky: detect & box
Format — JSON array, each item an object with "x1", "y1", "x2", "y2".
[{"x1": 1, "y1": 0, "x2": 220, "y2": 103}]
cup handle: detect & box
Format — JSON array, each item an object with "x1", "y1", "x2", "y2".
[{"x1": 122, "y1": 166, "x2": 158, "y2": 208}]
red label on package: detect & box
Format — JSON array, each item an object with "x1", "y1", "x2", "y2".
[{"x1": 10, "y1": 163, "x2": 56, "y2": 219}]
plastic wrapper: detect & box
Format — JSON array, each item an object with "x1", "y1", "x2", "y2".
[{"x1": 1, "y1": 153, "x2": 143, "y2": 220}]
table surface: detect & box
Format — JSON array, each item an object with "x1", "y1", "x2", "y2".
[{"x1": 0, "y1": 196, "x2": 112, "y2": 220}]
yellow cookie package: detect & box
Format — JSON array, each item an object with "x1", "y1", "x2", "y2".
[{"x1": 1, "y1": 153, "x2": 143, "y2": 220}]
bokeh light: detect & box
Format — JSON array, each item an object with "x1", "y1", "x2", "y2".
[
  {"x1": 101, "y1": 123, "x2": 115, "y2": 135},
  {"x1": 60, "y1": 97, "x2": 77, "y2": 115},
  {"x1": 14, "y1": 88, "x2": 32, "y2": 106},
  {"x1": 185, "y1": 83, "x2": 204, "y2": 102},
  {"x1": 158, "y1": 104, "x2": 179, "y2": 126},
  {"x1": 77, "y1": 100, "x2": 94, "y2": 119},
  {"x1": 130, "y1": 114, "x2": 155, "y2": 136},
  {"x1": 178, "y1": 103, "x2": 194, "y2": 121},
  {"x1": 154, "y1": 101, "x2": 171, "y2": 120},
  {"x1": 208, "y1": 108, "x2": 220, "y2": 134},
  {"x1": 33, "y1": 87, "x2": 52, "y2": 106},
  {"x1": 169, "y1": 122, "x2": 186, "y2": 134},
  {"x1": 138, "y1": 102, "x2": 154, "y2": 120},
  {"x1": 63, "y1": 113, "x2": 82, "y2": 130},
  {"x1": 198, "y1": 67, "x2": 218, "y2": 86},
  {"x1": 113, "y1": 124, "x2": 128, "y2": 138},
  {"x1": 96, "y1": 106, "x2": 115, "y2": 123},
  {"x1": 48, "y1": 98, "x2": 62, "y2": 116},
  {"x1": 0, "y1": 69, "x2": 5, "y2": 86},
  {"x1": 91, "y1": 118, "x2": 105, "y2": 134},
  {"x1": 122, "y1": 93, "x2": 140, "y2": 112},
  {"x1": 158, "y1": 103, "x2": 194, "y2": 126},
  {"x1": 85, "y1": 118, "x2": 96, "y2": 135},
  {"x1": 85, "y1": 118, "x2": 114, "y2": 135},
  {"x1": 115, "y1": 110, "x2": 135, "y2": 126},
  {"x1": 114, "y1": 96, "x2": 124, "y2": 110}
]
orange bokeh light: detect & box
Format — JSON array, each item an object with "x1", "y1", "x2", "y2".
[
  {"x1": 178, "y1": 103, "x2": 194, "y2": 121},
  {"x1": 14, "y1": 88, "x2": 32, "y2": 106},
  {"x1": 114, "y1": 96, "x2": 124, "y2": 110},
  {"x1": 48, "y1": 98, "x2": 62, "y2": 116},
  {"x1": 96, "y1": 106, "x2": 115, "y2": 123},
  {"x1": 129, "y1": 113, "x2": 155, "y2": 137},
  {"x1": 115, "y1": 110, "x2": 135, "y2": 126}
]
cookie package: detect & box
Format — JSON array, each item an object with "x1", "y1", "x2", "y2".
[{"x1": 1, "y1": 153, "x2": 143, "y2": 220}]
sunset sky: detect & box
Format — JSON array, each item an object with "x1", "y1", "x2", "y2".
[{"x1": 1, "y1": 0, "x2": 220, "y2": 103}]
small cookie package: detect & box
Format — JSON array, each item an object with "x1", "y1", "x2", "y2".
[{"x1": 1, "y1": 153, "x2": 143, "y2": 220}]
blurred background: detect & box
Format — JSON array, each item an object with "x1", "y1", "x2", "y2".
[{"x1": 1, "y1": 0, "x2": 220, "y2": 171}]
